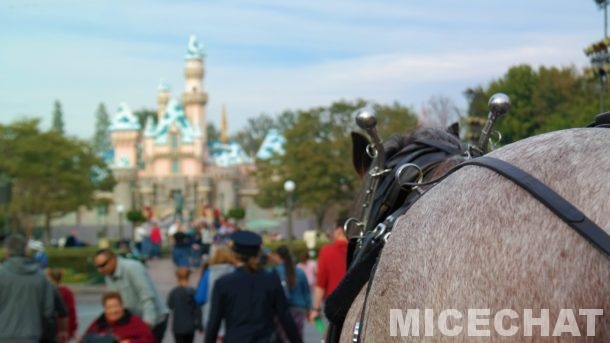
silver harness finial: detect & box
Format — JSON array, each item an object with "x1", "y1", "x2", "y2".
[
  {"x1": 477, "y1": 93, "x2": 511, "y2": 153},
  {"x1": 353, "y1": 106, "x2": 390, "y2": 238}
]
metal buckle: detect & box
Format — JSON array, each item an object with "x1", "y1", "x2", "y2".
[{"x1": 352, "y1": 321, "x2": 360, "y2": 342}]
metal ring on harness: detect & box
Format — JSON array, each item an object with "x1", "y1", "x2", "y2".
[
  {"x1": 344, "y1": 217, "x2": 364, "y2": 236},
  {"x1": 366, "y1": 144, "x2": 377, "y2": 158},
  {"x1": 395, "y1": 163, "x2": 424, "y2": 189},
  {"x1": 489, "y1": 130, "x2": 502, "y2": 149}
]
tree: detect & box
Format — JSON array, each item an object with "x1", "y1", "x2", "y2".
[
  {"x1": 207, "y1": 123, "x2": 220, "y2": 142},
  {"x1": 51, "y1": 100, "x2": 65, "y2": 135},
  {"x1": 232, "y1": 111, "x2": 296, "y2": 156},
  {"x1": 227, "y1": 207, "x2": 246, "y2": 220},
  {"x1": 253, "y1": 99, "x2": 418, "y2": 230},
  {"x1": 420, "y1": 95, "x2": 462, "y2": 128},
  {"x1": 133, "y1": 109, "x2": 156, "y2": 129},
  {"x1": 0, "y1": 119, "x2": 115, "y2": 242},
  {"x1": 92, "y1": 103, "x2": 112, "y2": 155},
  {"x1": 464, "y1": 64, "x2": 600, "y2": 144}
]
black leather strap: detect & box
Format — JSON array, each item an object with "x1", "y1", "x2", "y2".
[{"x1": 462, "y1": 156, "x2": 610, "y2": 257}]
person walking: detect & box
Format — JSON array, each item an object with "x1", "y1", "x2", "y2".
[
  {"x1": 309, "y1": 218, "x2": 348, "y2": 323},
  {"x1": 0, "y1": 234, "x2": 55, "y2": 342},
  {"x1": 150, "y1": 222, "x2": 162, "y2": 259},
  {"x1": 204, "y1": 231, "x2": 302, "y2": 343},
  {"x1": 167, "y1": 268, "x2": 202, "y2": 343},
  {"x1": 297, "y1": 250, "x2": 316, "y2": 293},
  {"x1": 171, "y1": 222, "x2": 192, "y2": 267},
  {"x1": 272, "y1": 246, "x2": 312, "y2": 342},
  {"x1": 93, "y1": 249, "x2": 169, "y2": 342},
  {"x1": 194, "y1": 246, "x2": 235, "y2": 338},
  {"x1": 47, "y1": 268, "x2": 78, "y2": 341}
]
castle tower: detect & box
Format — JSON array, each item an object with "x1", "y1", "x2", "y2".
[
  {"x1": 109, "y1": 102, "x2": 141, "y2": 216},
  {"x1": 182, "y1": 35, "x2": 208, "y2": 150},
  {"x1": 157, "y1": 79, "x2": 171, "y2": 122},
  {"x1": 221, "y1": 104, "x2": 228, "y2": 144}
]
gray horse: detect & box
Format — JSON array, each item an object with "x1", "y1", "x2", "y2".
[{"x1": 341, "y1": 128, "x2": 610, "y2": 342}]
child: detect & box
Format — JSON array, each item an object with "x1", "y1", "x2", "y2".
[
  {"x1": 167, "y1": 268, "x2": 202, "y2": 343},
  {"x1": 47, "y1": 268, "x2": 77, "y2": 342}
]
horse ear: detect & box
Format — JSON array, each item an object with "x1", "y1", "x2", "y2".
[
  {"x1": 352, "y1": 131, "x2": 372, "y2": 178},
  {"x1": 447, "y1": 122, "x2": 460, "y2": 138}
]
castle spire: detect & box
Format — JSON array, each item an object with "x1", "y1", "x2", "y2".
[
  {"x1": 185, "y1": 34, "x2": 205, "y2": 60},
  {"x1": 221, "y1": 104, "x2": 228, "y2": 144}
]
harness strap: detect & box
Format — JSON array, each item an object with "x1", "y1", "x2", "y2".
[
  {"x1": 462, "y1": 156, "x2": 610, "y2": 257},
  {"x1": 348, "y1": 156, "x2": 609, "y2": 343}
]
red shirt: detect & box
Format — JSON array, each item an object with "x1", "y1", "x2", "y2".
[
  {"x1": 58, "y1": 286, "x2": 78, "y2": 338},
  {"x1": 150, "y1": 227, "x2": 162, "y2": 244},
  {"x1": 316, "y1": 239, "x2": 348, "y2": 298}
]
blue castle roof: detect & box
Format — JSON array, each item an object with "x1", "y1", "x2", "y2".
[
  {"x1": 209, "y1": 141, "x2": 253, "y2": 167},
  {"x1": 256, "y1": 129, "x2": 285, "y2": 160}
]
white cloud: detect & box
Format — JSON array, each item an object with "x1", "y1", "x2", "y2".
[{"x1": 0, "y1": 0, "x2": 602, "y2": 136}]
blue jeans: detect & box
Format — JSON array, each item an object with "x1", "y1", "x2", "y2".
[{"x1": 172, "y1": 246, "x2": 191, "y2": 267}]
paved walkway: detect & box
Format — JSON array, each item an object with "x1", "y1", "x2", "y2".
[{"x1": 74, "y1": 258, "x2": 324, "y2": 342}]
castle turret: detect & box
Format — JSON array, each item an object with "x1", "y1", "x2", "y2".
[
  {"x1": 221, "y1": 104, "x2": 228, "y2": 144},
  {"x1": 109, "y1": 102, "x2": 141, "y2": 217},
  {"x1": 183, "y1": 35, "x2": 208, "y2": 147},
  {"x1": 157, "y1": 79, "x2": 171, "y2": 122}
]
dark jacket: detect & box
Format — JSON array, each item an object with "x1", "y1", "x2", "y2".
[
  {"x1": 0, "y1": 256, "x2": 55, "y2": 341},
  {"x1": 204, "y1": 267, "x2": 302, "y2": 343},
  {"x1": 167, "y1": 286, "x2": 202, "y2": 334}
]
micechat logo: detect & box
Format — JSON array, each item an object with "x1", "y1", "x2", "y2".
[{"x1": 389, "y1": 308, "x2": 603, "y2": 337}]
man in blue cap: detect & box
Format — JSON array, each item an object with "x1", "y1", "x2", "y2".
[{"x1": 204, "y1": 231, "x2": 302, "y2": 343}]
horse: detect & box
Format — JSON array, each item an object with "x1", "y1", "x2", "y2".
[{"x1": 333, "y1": 114, "x2": 610, "y2": 341}]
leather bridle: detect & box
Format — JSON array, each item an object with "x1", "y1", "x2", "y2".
[{"x1": 325, "y1": 118, "x2": 609, "y2": 343}]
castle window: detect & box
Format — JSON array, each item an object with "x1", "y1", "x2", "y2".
[
  {"x1": 171, "y1": 133, "x2": 179, "y2": 149},
  {"x1": 172, "y1": 159, "x2": 180, "y2": 174}
]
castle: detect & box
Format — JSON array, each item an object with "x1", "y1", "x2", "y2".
[{"x1": 108, "y1": 35, "x2": 256, "y2": 224}]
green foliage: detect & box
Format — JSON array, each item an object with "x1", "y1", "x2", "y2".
[
  {"x1": 207, "y1": 123, "x2": 220, "y2": 142},
  {"x1": 51, "y1": 100, "x2": 65, "y2": 135},
  {"x1": 133, "y1": 109, "x2": 156, "y2": 129},
  {"x1": 47, "y1": 247, "x2": 99, "y2": 277},
  {"x1": 92, "y1": 103, "x2": 112, "y2": 155},
  {"x1": 465, "y1": 64, "x2": 601, "y2": 144},
  {"x1": 0, "y1": 119, "x2": 112, "y2": 238},
  {"x1": 231, "y1": 112, "x2": 296, "y2": 156},
  {"x1": 227, "y1": 207, "x2": 246, "y2": 220},
  {"x1": 264, "y1": 239, "x2": 329, "y2": 262},
  {"x1": 126, "y1": 209, "x2": 146, "y2": 224},
  {"x1": 253, "y1": 99, "x2": 418, "y2": 229}
]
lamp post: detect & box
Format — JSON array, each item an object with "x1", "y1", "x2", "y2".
[
  {"x1": 586, "y1": 1, "x2": 610, "y2": 112},
  {"x1": 0, "y1": 174, "x2": 11, "y2": 235},
  {"x1": 117, "y1": 204, "x2": 125, "y2": 240},
  {"x1": 283, "y1": 180, "x2": 296, "y2": 242}
]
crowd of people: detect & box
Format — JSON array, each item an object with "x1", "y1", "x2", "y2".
[{"x1": 0, "y1": 216, "x2": 349, "y2": 343}]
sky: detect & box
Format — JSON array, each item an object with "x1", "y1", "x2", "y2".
[{"x1": 0, "y1": 0, "x2": 605, "y2": 138}]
